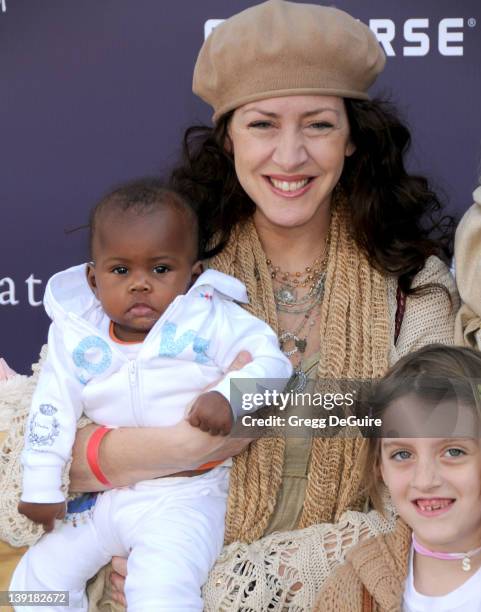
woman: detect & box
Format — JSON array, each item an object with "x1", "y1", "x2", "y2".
[{"x1": 0, "y1": 1, "x2": 458, "y2": 609}]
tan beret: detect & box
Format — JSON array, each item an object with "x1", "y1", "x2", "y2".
[{"x1": 193, "y1": 0, "x2": 386, "y2": 122}]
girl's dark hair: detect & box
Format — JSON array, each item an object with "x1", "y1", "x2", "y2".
[
  {"x1": 364, "y1": 344, "x2": 481, "y2": 511},
  {"x1": 170, "y1": 99, "x2": 455, "y2": 294}
]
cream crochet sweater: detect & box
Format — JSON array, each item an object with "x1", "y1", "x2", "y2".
[{"x1": 0, "y1": 256, "x2": 458, "y2": 611}]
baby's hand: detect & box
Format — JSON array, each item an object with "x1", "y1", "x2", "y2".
[
  {"x1": 18, "y1": 500, "x2": 66, "y2": 532},
  {"x1": 187, "y1": 391, "x2": 233, "y2": 436}
]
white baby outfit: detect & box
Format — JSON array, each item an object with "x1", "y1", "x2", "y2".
[{"x1": 11, "y1": 264, "x2": 292, "y2": 611}]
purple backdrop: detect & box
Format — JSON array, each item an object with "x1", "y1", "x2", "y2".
[{"x1": 1, "y1": 0, "x2": 481, "y2": 373}]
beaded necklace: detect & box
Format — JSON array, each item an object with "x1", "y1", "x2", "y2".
[{"x1": 267, "y1": 235, "x2": 329, "y2": 390}]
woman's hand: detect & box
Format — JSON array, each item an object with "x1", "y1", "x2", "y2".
[{"x1": 110, "y1": 556, "x2": 128, "y2": 607}]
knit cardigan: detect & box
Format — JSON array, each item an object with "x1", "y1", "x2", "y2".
[{"x1": 313, "y1": 519, "x2": 411, "y2": 612}]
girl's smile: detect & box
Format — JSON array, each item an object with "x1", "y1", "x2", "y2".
[{"x1": 412, "y1": 497, "x2": 455, "y2": 518}]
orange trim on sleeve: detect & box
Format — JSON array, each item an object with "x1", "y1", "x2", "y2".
[{"x1": 197, "y1": 460, "x2": 224, "y2": 470}]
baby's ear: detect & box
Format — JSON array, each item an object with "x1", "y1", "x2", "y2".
[
  {"x1": 86, "y1": 263, "x2": 98, "y2": 295},
  {"x1": 191, "y1": 260, "x2": 203, "y2": 284}
]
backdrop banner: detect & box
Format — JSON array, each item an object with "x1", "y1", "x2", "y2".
[{"x1": 1, "y1": 0, "x2": 481, "y2": 372}]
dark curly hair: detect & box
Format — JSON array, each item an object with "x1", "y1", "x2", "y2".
[{"x1": 169, "y1": 99, "x2": 455, "y2": 294}]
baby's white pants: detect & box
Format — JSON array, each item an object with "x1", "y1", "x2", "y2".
[{"x1": 11, "y1": 467, "x2": 229, "y2": 612}]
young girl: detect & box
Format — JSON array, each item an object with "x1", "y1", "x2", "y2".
[{"x1": 315, "y1": 344, "x2": 481, "y2": 611}]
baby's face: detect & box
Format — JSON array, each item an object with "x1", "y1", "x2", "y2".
[{"x1": 87, "y1": 206, "x2": 201, "y2": 342}]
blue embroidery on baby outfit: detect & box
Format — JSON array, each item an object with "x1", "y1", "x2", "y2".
[
  {"x1": 159, "y1": 323, "x2": 211, "y2": 364},
  {"x1": 158, "y1": 323, "x2": 195, "y2": 358},
  {"x1": 73, "y1": 335, "x2": 112, "y2": 384},
  {"x1": 38, "y1": 403, "x2": 57, "y2": 416},
  {"x1": 193, "y1": 337, "x2": 210, "y2": 364},
  {"x1": 28, "y1": 404, "x2": 60, "y2": 448}
]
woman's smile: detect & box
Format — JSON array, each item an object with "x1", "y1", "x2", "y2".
[{"x1": 263, "y1": 175, "x2": 315, "y2": 198}]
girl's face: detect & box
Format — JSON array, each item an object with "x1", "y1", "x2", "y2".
[
  {"x1": 380, "y1": 398, "x2": 481, "y2": 552},
  {"x1": 227, "y1": 95, "x2": 354, "y2": 231}
]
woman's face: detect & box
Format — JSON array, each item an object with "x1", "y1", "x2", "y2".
[{"x1": 227, "y1": 95, "x2": 355, "y2": 230}]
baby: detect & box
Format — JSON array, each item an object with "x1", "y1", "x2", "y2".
[{"x1": 11, "y1": 179, "x2": 292, "y2": 611}]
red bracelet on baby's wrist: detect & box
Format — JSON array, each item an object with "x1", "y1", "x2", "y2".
[{"x1": 86, "y1": 426, "x2": 112, "y2": 486}]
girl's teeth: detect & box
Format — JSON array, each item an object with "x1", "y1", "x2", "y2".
[
  {"x1": 270, "y1": 178, "x2": 310, "y2": 192},
  {"x1": 417, "y1": 499, "x2": 451, "y2": 511}
]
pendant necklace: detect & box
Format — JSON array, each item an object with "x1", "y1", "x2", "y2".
[
  {"x1": 412, "y1": 533, "x2": 481, "y2": 572},
  {"x1": 267, "y1": 236, "x2": 329, "y2": 392}
]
